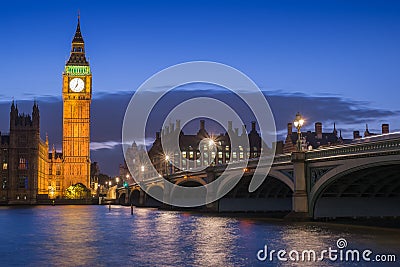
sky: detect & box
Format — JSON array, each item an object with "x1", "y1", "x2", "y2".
[{"x1": 0, "y1": 0, "x2": 400, "y2": 175}]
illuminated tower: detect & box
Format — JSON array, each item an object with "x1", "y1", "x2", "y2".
[{"x1": 62, "y1": 16, "x2": 92, "y2": 191}]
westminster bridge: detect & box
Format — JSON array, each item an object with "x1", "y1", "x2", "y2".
[{"x1": 117, "y1": 134, "x2": 400, "y2": 219}]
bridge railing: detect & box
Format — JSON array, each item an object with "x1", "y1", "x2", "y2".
[{"x1": 305, "y1": 137, "x2": 400, "y2": 160}]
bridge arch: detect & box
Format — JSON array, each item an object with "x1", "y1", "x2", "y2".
[
  {"x1": 144, "y1": 184, "x2": 164, "y2": 207},
  {"x1": 218, "y1": 173, "x2": 293, "y2": 212},
  {"x1": 118, "y1": 192, "x2": 126, "y2": 205},
  {"x1": 169, "y1": 178, "x2": 207, "y2": 208},
  {"x1": 310, "y1": 158, "x2": 400, "y2": 218},
  {"x1": 129, "y1": 188, "x2": 141, "y2": 206}
]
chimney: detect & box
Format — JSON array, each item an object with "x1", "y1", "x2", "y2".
[
  {"x1": 200, "y1": 120, "x2": 205, "y2": 130},
  {"x1": 287, "y1": 123, "x2": 293, "y2": 135},
  {"x1": 170, "y1": 122, "x2": 174, "y2": 133},
  {"x1": 315, "y1": 122, "x2": 322, "y2": 139},
  {"x1": 234, "y1": 128, "x2": 239, "y2": 136},
  {"x1": 242, "y1": 125, "x2": 247, "y2": 135},
  {"x1": 165, "y1": 126, "x2": 170, "y2": 134},
  {"x1": 382, "y1": 124, "x2": 389, "y2": 134},
  {"x1": 251, "y1": 121, "x2": 256, "y2": 132},
  {"x1": 353, "y1": 131, "x2": 360, "y2": 139},
  {"x1": 176, "y1": 120, "x2": 181, "y2": 131},
  {"x1": 156, "y1": 132, "x2": 160, "y2": 139},
  {"x1": 228, "y1": 121, "x2": 232, "y2": 131}
]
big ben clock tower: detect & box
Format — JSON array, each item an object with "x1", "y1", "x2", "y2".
[{"x1": 62, "y1": 16, "x2": 91, "y2": 191}]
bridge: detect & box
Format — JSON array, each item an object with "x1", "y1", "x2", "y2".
[{"x1": 117, "y1": 134, "x2": 400, "y2": 219}]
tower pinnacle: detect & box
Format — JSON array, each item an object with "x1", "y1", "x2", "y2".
[{"x1": 66, "y1": 14, "x2": 88, "y2": 66}]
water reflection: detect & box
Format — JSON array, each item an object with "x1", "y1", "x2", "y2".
[{"x1": 0, "y1": 206, "x2": 399, "y2": 266}]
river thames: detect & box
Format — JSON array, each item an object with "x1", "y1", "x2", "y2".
[{"x1": 0, "y1": 205, "x2": 398, "y2": 266}]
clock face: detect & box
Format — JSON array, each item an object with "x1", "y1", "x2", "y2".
[{"x1": 69, "y1": 78, "x2": 85, "y2": 92}]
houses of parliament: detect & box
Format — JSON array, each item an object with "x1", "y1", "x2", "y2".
[{"x1": 0, "y1": 17, "x2": 92, "y2": 204}]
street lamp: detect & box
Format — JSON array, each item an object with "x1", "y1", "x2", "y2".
[
  {"x1": 165, "y1": 155, "x2": 170, "y2": 175},
  {"x1": 293, "y1": 112, "x2": 305, "y2": 151},
  {"x1": 116, "y1": 177, "x2": 120, "y2": 186}
]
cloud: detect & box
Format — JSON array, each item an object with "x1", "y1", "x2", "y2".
[{"x1": 90, "y1": 141, "x2": 121, "y2": 151}]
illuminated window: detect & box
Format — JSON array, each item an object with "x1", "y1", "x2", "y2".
[
  {"x1": 182, "y1": 151, "x2": 187, "y2": 158},
  {"x1": 226, "y1": 152, "x2": 230, "y2": 158},
  {"x1": 56, "y1": 165, "x2": 61, "y2": 175},
  {"x1": 203, "y1": 145, "x2": 208, "y2": 151},
  {"x1": 189, "y1": 151, "x2": 194, "y2": 159},
  {"x1": 225, "y1": 146, "x2": 230, "y2": 151},
  {"x1": 218, "y1": 152, "x2": 223, "y2": 158},
  {"x1": 211, "y1": 152, "x2": 216, "y2": 158},
  {"x1": 239, "y1": 146, "x2": 243, "y2": 151},
  {"x1": 19, "y1": 158, "x2": 28, "y2": 169},
  {"x1": 233, "y1": 152, "x2": 237, "y2": 159},
  {"x1": 239, "y1": 152, "x2": 244, "y2": 159},
  {"x1": 2, "y1": 163, "x2": 7, "y2": 170}
]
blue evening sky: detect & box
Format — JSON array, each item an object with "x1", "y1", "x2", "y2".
[{"x1": 0, "y1": 0, "x2": 399, "y2": 109}]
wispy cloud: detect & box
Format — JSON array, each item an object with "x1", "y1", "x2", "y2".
[{"x1": 90, "y1": 141, "x2": 121, "y2": 151}]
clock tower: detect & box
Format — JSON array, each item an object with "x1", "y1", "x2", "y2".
[{"x1": 62, "y1": 16, "x2": 92, "y2": 191}]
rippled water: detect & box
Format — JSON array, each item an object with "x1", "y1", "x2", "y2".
[{"x1": 0, "y1": 205, "x2": 399, "y2": 266}]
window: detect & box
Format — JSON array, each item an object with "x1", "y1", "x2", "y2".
[
  {"x1": 2, "y1": 163, "x2": 7, "y2": 170},
  {"x1": 189, "y1": 151, "x2": 194, "y2": 159},
  {"x1": 225, "y1": 146, "x2": 230, "y2": 151},
  {"x1": 182, "y1": 151, "x2": 187, "y2": 158},
  {"x1": 218, "y1": 152, "x2": 223, "y2": 159},
  {"x1": 19, "y1": 158, "x2": 28, "y2": 169},
  {"x1": 233, "y1": 152, "x2": 237, "y2": 159},
  {"x1": 56, "y1": 165, "x2": 61, "y2": 176},
  {"x1": 19, "y1": 176, "x2": 28, "y2": 189},
  {"x1": 239, "y1": 152, "x2": 244, "y2": 159}
]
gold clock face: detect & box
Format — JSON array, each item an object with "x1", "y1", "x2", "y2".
[{"x1": 69, "y1": 78, "x2": 85, "y2": 92}]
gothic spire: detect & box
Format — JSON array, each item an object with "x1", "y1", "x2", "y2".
[
  {"x1": 72, "y1": 13, "x2": 84, "y2": 44},
  {"x1": 66, "y1": 13, "x2": 89, "y2": 66}
]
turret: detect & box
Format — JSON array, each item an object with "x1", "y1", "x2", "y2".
[{"x1": 32, "y1": 101, "x2": 40, "y2": 129}]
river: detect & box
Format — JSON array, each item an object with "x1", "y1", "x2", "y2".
[{"x1": 0, "y1": 205, "x2": 399, "y2": 266}]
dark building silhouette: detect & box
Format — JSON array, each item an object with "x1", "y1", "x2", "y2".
[
  {"x1": 146, "y1": 120, "x2": 265, "y2": 176},
  {"x1": 283, "y1": 122, "x2": 350, "y2": 153},
  {"x1": 0, "y1": 102, "x2": 48, "y2": 204}
]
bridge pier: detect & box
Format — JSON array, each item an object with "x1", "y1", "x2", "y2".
[{"x1": 286, "y1": 151, "x2": 310, "y2": 220}]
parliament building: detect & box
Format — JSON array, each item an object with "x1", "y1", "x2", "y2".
[{"x1": 0, "y1": 17, "x2": 92, "y2": 204}]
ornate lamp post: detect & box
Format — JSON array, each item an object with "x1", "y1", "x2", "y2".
[
  {"x1": 293, "y1": 112, "x2": 305, "y2": 151},
  {"x1": 165, "y1": 155, "x2": 170, "y2": 175}
]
